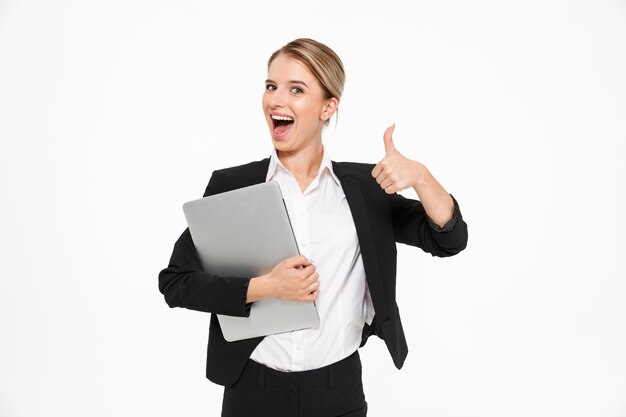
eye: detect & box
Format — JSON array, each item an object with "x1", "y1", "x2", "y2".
[
  {"x1": 265, "y1": 84, "x2": 277, "y2": 91},
  {"x1": 290, "y1": 87, "x2": 303, "y2": 94}
]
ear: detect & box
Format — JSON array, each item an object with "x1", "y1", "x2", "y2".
[{"x1": 320, "y1": 97, "x2": 339, "y2": 122}]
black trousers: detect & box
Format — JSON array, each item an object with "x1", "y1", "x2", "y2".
[{"x1": 221, "y1": 350, "x2": 368, "y2": 417}]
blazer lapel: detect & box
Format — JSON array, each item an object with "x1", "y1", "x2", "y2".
[
  {"x1": 332, "y1": 162, "x2": 391, "y2": 322},
  {"x1": 249, "y1": 158, "x2": 270, "y2": 185}
]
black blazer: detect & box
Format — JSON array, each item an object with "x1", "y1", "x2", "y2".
[{"x1": 159, "y1": 158, "x2": 468, "y2": 387}]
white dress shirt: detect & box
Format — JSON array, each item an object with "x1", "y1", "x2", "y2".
[{"x1": 249, "y1": 147, "x2": 375, "y2": 372}]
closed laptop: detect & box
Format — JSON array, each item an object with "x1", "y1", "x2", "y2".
[{"x1": 182, "y1": 181, "x2": 319, "y2": 342}]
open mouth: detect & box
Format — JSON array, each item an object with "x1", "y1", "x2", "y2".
[{"x1": 271, "y1": 114, "x2": 294, "y2": 136}]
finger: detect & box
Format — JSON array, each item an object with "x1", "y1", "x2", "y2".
[
  {"x1": 300, "y1": 290, "x2": 319, "y2": 302},
  {"x1": 384, "y1": 184, "x2": 397, "y2": 194},
  {"x1": 383, "y1": 123, "x2": 396, "y2": 156},
  {"x1": 380, "y1": 177, "x2": 394, "y2": 190},
  {"x1": 298, "y1": 289, "x2": 316, "y2": 301},
  {"x1": 284, "y1": 255, "x2": 310, "y2": 269},
  {"x1": 307, "y1": 281, "x2": 320, "y2": 292},
  {"x1": 374, "y1": 172, "x2": 388, "y2": 185},
  {"x1": 301, "y1": 264, "x2": 317, "y2": 277},
  {"x1": 371, "y1": 162, "x2": 383, "y2": 178},
  {"x1": 306, "y1": 271, "x2": 319, "y2": 283}
]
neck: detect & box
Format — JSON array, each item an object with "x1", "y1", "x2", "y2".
[{"x1": 276, "y1": 137, "x2": 324, "y2": 181}]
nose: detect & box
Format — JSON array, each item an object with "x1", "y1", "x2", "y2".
[{"x1": 268, "y1": 88, "x2": 287, "y2": 109}]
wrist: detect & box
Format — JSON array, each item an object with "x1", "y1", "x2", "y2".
[
  {"x1": 247, "y1": 274, "x2": 272, "y2": 303},
  {"x1": 411, "y1": 162, "x2": 428, "y2": 189}
]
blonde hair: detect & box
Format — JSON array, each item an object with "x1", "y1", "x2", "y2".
[{"x1": 268, "y1": 38, "x2": 345, "y2": 124}]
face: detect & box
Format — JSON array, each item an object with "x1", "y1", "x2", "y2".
[{"x1": 262, "y1": 53, "x2": 337, "y2": 153}]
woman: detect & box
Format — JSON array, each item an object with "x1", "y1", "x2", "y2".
[{"x1": 159, "y1": 38, "x2": 468, "y2": 417}]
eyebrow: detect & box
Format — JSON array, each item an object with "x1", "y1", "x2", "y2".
[{"x1": 265, "y1": 79, "x2": 309, "y2": 88}]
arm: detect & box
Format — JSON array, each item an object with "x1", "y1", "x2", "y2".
[
  {"x1": 158, "y1": 228, "x2": 253, "y2": 316},
  {"x1": 372, "y1": 124, "x2": 468, "y2": 256},
  {"x1": 159, "y1": 232, "x2": 321, "y2": 312},
  {"x1": 411, "y1": 162, "x2": 455, "y2": 228},
  {"x1": 388, "y1": 191, "x2": 467, "y2": 257},
  {"x1": 158, "y1": 170, "x2": 252, "y2": 316},
  {"x1": 158, "y1": 171, "x2": 320, "y2": 314}
]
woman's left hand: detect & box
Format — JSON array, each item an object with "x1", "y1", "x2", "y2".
[{"x1": 371, "y1": 124, "x2": 424, "y2": 194}]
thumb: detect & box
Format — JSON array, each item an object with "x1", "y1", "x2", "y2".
[
  {"x1": 283, "y1": 254, "x2": 310, "y2": 269},
  {"x1": 383, "y1": 123, "x2": 396, "y2": 156}
]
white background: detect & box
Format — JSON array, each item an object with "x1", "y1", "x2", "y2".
[{"x1": 1, "y1": 1, "x2": 625, "y2": 416}]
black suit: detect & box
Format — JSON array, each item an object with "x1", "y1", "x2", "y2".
[{"x1": 159, "y1": 158, "x2": 468, "y2": 387}]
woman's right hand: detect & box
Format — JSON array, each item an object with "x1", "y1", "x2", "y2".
[{"x1": 247, "y1": 255, "x2": 319, "y2": 303}]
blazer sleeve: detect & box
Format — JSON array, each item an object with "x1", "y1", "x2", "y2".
[
  {"x1": 158, "y1": 171, "x2": 253, "y2": 317},
  {"x1": 388, "y1": 192, "x2": 468, "y2": 257}
]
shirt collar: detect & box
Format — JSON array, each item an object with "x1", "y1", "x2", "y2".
[{"x1": 265, "y1": 146, "x2": 340, "y2": 186}]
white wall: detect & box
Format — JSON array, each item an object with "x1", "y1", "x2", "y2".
[{"x1": 1, "y1": 1, "x2": 625, "y2": 416}]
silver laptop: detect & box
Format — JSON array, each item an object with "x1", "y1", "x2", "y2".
[{"x1": 182, "y1": 181, "x2": 319, "y2": 342}]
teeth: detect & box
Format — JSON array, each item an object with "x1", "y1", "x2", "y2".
[{"x1": 271, "y1": 115, "x2": 294, "y2": 121}]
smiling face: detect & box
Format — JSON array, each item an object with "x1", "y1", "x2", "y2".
[{"x1": 262, "y1": 53, "x2": 337, "y2": 154}]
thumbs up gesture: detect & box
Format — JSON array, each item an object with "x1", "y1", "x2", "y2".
[{"x1": 371, "y1": 124, "x2": 424, "y2": 194}]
